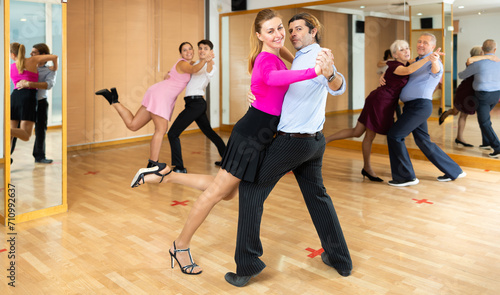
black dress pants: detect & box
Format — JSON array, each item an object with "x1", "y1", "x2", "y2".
[
  {"x1": 234, "y1": 133, "x2": 352, "y2": 276},
  {"x1": 33, "y1": 98, "x2": 49, "y2": 160},
  {"x1": 168, "y1": 96, "x2": 226, "y2": 167}
]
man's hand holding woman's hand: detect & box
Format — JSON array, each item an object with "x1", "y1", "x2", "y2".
[
  {"x1": 315, "y1": 48, "x2": 334, "y2": 77},
  {"x1": 429, "y1": 47, "x2": 444, "y2": 63}
]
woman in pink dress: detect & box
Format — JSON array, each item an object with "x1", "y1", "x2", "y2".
[
  {"x1": 10, "y1": 42, "x2": 58, "y2": 142},
  {"x1": 95, "y1": 42, "x2": 211, "y2": 171},
  {"x1": 325, "y1": 40, "x2": 441, "y2": 182},
  {"x1": 128, "y1": 9, "x2": 332, "y2": 275}
]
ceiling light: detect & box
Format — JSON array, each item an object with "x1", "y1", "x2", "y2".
[
  {"x1": 20, "y1": 18, "x2": 26, "y2": 21},
  {"x1": 417, "y1": 13, "x2": 423, "y2": 16},
  {"x1": 360, "y1": 6, "x2": 365, "y2": 9},
  {"x1": 458, "y1": 6, "x2": 464, "y2": 9}
]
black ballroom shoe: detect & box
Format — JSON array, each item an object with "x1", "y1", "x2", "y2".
[
  {"x1": 147, "y1": 159, "x2": 166, "y2": 170},
  {"x1": 438, "y1": 111, "x2": 447, "y2": 125},
  {"x1": 387, "y1": 178, "x2": 419, "y2": 187},
  {"x1": 479, "y1": 144, "x2": 492, "y2": 150},
  {"x1": 110, "y1": 87, "x2": 120, "y2": 104},
  {"x1": 455, "y1": 138, "x2": 473, "y2": 147},
  {"x1": 95, "y1": 89, "x2": 114, "y2": 105},
  {"x1": 321, "y1": 252, "x2": 351, "y2": 277},
  {"x1": 214, "y1": 161, "x2": 222, "y2": 166},
  {"x1": 361, "y1": 169, "x2": 383, "y2": 182},
  {"x1": 173, "y1": 166, "x2": 187, "y2": 173},
  {"x1": 35, "y1": 158, "x2": 53, "y2": 164},
  {"x1": 437, "y1": 171, "x2": 466, "y2": 182},
  {"x1": 224, "y1": 270, "x2": 262, "y2": 287},
  {"x1": 489, "y1": 151, "x2": 500, "y2": 158}
]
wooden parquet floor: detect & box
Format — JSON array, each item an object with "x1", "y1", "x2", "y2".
[{"x1": 2, "y1": 112, "x2": 500, "y2": 294}]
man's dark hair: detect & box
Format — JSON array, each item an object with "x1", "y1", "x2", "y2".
[
  {"x1": 33, "y1": 43, "x2": 50, "y2": 55},
  {"x1": 288, "y1": 12, "x2": 322, "y2": 45},
  {"x1": 198, "y1": 39, "x2": 213, "y2": 50}
]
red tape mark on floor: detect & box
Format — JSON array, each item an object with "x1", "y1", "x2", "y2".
[
  {"x1": 84, "y1": 171, "x2": 99, "y2": 175},
  {"x1": 171, "y1": 200, "x2": 189, "y2": 206},
  {"x1": 412, "y1": 198, "x2": 433, "y2": 204},
  {"x1": 0, "y1": 249, "x2": 7, "y2": 253},
  {"x1": 305, "y1": 247, "x2": 324, "y2": 258}
]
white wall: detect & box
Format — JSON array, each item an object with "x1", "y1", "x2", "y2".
[
  {"x1": 208, "y1": 0, "x2": 221, "y2": 127},
  {"x1": 216, "y1": 0, "x2": 323, "y2": 14},
  {"x1": 351, "y1": 14, "x2": 366, "y2": 110},
  {"x1": 455, "y1": 12, "x2": 500, "y2": 82}
]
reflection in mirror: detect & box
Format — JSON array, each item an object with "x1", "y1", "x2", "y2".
[
  {"x1": 410, "y1": 3, "x2": 443, "y2": 30},
  {"x1": 9, "y1": 0, "x2": 62, "y2": 215}
]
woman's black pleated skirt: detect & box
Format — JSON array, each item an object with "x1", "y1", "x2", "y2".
[
  {"x1": 220, "y1": 107, "x2": 280, "y2": 182},
  {"x1": 11, "y1": 88, "x2": 37, "y2": 122}
]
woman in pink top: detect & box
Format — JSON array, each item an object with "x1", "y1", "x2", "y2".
[
  {"x1": 95, "y1": 42, "x2": 212, "y2": 171},
  {"x1": 10, "y1": 42, "x2": 58, "y2": 143},
  {"x1": 130, "y1": 9, "x2": 331, "y2": 275}
]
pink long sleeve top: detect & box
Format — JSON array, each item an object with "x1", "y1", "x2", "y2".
[
  {"x1": 11, "y1": 63, "x2": 38, "y2": 89},
  {"x1": 250, "y1": 51, "x2": 317, "y2": 116}
]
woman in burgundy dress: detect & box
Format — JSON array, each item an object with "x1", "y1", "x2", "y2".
[{"x1": 326, "y1": 40, "x2": 436, "y2": 182}]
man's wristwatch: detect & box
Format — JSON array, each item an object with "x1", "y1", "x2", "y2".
[{"x1": 327, "y1": 71, "x2": 336, "y2": 82}]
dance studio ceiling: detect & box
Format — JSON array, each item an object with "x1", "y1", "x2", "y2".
[{"x1": 313, "y1": 0, "x2": 500, "y2": 17}]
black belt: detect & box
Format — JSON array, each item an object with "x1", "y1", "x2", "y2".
[
  {"x1": 184, "y1": 95, "x2": 203, "y2": 101},
  {"x1": 278, "y1": 131, "x2": 322, "y2": 138}
]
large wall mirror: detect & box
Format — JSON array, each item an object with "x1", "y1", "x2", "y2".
[
  {"x1": 220, "y1": 0, "x2": 410, "y2": 126},
  {"x1": 2, "y1": 0, "x2": 67, "y2": 225},
  {"x1": 220, "y1": 0, "x2": 500, "y2": 168}
]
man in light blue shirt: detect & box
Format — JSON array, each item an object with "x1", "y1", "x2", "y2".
[
  {"x1": 226, "y1": 12, "x2": 352, "y2": 287},
  {"x1": 386, "y1": 33, "x2": 464, "y2": 186},
  {"x1": 458, "y1": 39, "x2": 500, "y2": 157}
]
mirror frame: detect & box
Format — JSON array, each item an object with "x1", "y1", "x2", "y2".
[{"x1": 1, "y1": 0, "x2": 67, "y2": 225}]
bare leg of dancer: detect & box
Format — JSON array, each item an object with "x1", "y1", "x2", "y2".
[
  {"x1": 11, "y1": 120, "x2": 35, "y2": 141},
  {"x1": 325, "y1": 122, "x2": 366, "y2": 143},
  {"x1": 169, "y1": 169, "x2": 240, "y2": 273},
  {"x1": 456, "y1": 112, "x2": 470, "y2": 144},
  {"x1": 139, "y1": 164, "x2": 238, "y2": 201},
  {"x1": 149, "y1": 113, "x2": 168, "y2": 162},
  {"x1": 113, "y1": 104, "x2": 152, "y2": 131},
  {"x1": 362, "y1": 128, "x2": 378, "y2": 177},
  {"x1": 113, "y1": 104, "x2": 167, "y2": 161}
]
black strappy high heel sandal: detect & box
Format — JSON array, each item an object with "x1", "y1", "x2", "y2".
[
  {"x1": 130, "y1": 160, "x2": 171, "y2": 188},
  {"x1": 169, "y1": 241, "x2": 202, "y2": 275}
]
